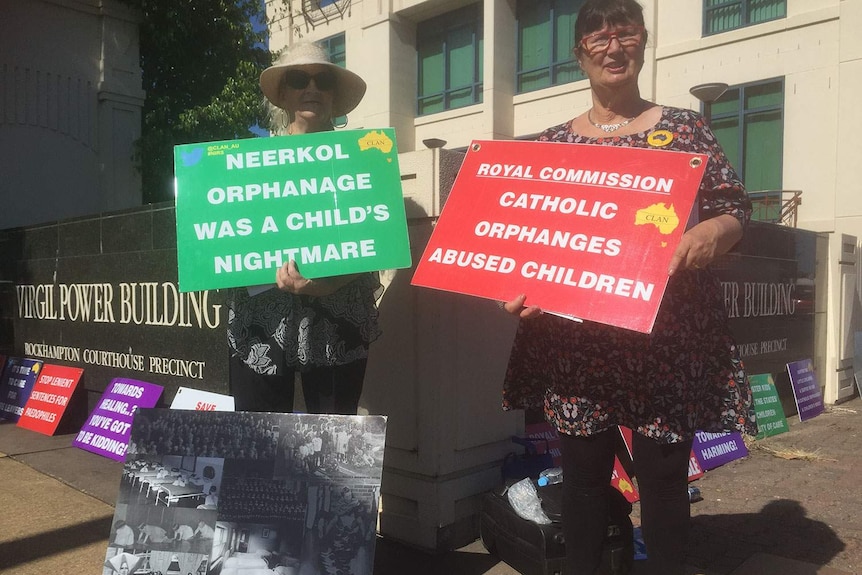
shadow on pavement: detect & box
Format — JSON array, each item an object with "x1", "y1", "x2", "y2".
[
  {"x1": 373, "y1": 537, "x2": 502, "y2": 575},
  {"x1": 688, "y1": 499, "x2": 845, "y2": 574},
  {"x1": 0, "y1": 515, "x2": 114, "y2": 572}
]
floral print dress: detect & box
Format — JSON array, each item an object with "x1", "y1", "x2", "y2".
[{"x1": 502, "y1": 107, "x2": 758, "y2": 443}]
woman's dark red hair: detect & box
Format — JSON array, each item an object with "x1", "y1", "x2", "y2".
[{"x1": 574, "y1": 0, "x2": 647, "y2": 50}]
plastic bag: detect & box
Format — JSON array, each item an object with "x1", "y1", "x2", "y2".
[{"x1": 506, "y1": 477, "x2": 552, "y2": 525}]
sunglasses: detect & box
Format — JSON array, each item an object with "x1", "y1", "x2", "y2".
[
  {"x1": 283, "y1": 70, "x2": 337, "y2": 91},
  {"x1": 580, "y1": 25, "x2": 645, "y2": 54}
]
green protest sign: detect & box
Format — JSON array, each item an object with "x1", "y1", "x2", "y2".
[
  {"x1": 749, "y1": 373, "x2": 789, "y2": 439},
  {"x1": 174, "y1": 129, "x2": 411, "y2": 292}
]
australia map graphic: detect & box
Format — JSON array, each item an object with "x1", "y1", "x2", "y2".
[
  {"x1": 358, "y1": 130, "x2": 393, "y2": 154},
  {"x1": 634, "y1": 203, "x2": 680, "y2": 246}
]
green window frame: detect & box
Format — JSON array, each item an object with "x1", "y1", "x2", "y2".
[
  {"x1": 321, "y1": 33, "x2": 347, "y2": 125},
  {"x1": 704, "y1": 0, "x2": 786, "y2": 36},
  {"x1": 321, "y1": 33, "x2": 345, "y2": 67},
  {"x1": 516, "y1": 0, "x2": 584, "y2": 93},
  {"x1": 709, "y1": 79, "x2": 784, "y2": 222},
  {"x1": 417, "y1": 4, "x2": 484, "y2": 116}
]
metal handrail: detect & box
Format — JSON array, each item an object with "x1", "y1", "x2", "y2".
[
  {"x1": 301, "y1": 0, "x2": 351, "y2": 27},
  {"x1": 747, "y1": 189, "x2": 802, "y2": 227}
]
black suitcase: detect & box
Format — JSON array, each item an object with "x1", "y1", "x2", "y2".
[{"x1": 479, "y1": 482, "x2": 634, "y2": 575}]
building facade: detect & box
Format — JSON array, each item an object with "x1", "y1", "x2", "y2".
[
  {"x1": 0, "y1": 0, "x2": 144, "y2": 229},
  {"x1": 269, "y1": 0, "x2": 860, "y2": 230},
  {"x1": 268, "y1": 0, "x2": 862, "y2": 403}
]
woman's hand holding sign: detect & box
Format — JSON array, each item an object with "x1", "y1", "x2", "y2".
[
  {"x1": 506, "y1": 211, "x2": 742, "y2": 316},
  {"x1": 276, "y1": 260, "x2": 359, "y2": 297},
  {"x1": 502, "y1": 293, "x2": 543, "y2": 320},
  {"x1": 667, "y1": 214, "x2": 744, "y2": 276}
]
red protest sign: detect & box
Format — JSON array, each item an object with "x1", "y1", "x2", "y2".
[
  {"x1": 612, "y1": 456, "x2": 640, "y2": 503},
  {"x1": 410, "y1": 140, "x2": 707, "y2": 333},
  {"x1": 17, "y1": 364, "x2": 83, "y2": 435}
]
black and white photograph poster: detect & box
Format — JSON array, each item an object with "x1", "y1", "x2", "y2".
[{"x1": 104, "y1": 409, "x2": 387, "y2": 575}]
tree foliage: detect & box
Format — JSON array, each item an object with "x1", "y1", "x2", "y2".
[{"x1": 127, "y1": 0, "x2": 272, "y2": 203}]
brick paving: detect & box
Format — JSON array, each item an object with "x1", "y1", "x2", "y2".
[
  {"x1": 683, "y1": 397, "x2": 862, "y2": 574},
  {"x1": 1, "y1": 396, "x2": 860, "y2": 574}
]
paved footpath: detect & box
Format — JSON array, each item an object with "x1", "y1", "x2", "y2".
[
  {"x1": 1, "y1": 397, "x2": 860, "y2": 575},
  {"x1": 683, "y1": 396, "x2": 862, "y2": 575}
]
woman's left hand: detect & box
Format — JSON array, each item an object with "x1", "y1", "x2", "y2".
[
  {"x1": 275, "y1": 260, "x2": 358, "y2": 296},
  {"x1": 668, "y1": 214, "x2": 743, "y2": 276},
  {"x1": 502, "y1": 294, "x2": 543, "y2": 319}
]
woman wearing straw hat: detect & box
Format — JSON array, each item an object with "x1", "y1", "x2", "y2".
[
  {"x1": 259, "y1": 42, "x2": 367, "y2": 137},
  {"x1": 228, "y1": 42, "x2": 382, "y2": 415}
]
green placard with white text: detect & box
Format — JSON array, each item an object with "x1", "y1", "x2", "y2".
[
  {"x1": 174, "y1": 129, "x2": 411, "y2": 292},
  {"x1": 749, "y1": 373, "x2": 789, "y2": 439}
]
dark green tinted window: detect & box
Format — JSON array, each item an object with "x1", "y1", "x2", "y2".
[
  {"x1": 322, "y1": 33, "x2": 345, "y2": 67},
  {"x1": 710, "y1": 80, "x2": 784, "y2": 222},
  {"x1": 704, "y1": 0, "x2": 786, "y2": 35},
  {"x1": 517, "y1": 0, "x2": 584, "y2": 93},
  {"x1": 322, "y1": 33, "x2": 347, "y2": 125},
  {"x1": 417, "y1": 5, "x2": 483, "y2": 115}
]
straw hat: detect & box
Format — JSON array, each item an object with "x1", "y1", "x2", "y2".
[{"x1": 260, "y1": 42, "x2": 367, "y2": 117}]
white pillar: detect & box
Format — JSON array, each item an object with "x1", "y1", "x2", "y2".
[{"x1": 362, "y1": 148, "x2": 523, "y2": 550}]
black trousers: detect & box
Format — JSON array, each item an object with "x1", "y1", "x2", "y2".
[
  {"x1": 559, "y1": 428, "x2": 693, "y2": 575},
  {"x1": 229, "y1": 356, "x2": 367, "y2": 415}
]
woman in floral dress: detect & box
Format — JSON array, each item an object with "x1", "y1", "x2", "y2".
[{"x1": 501, "y1": 1, "x2": 757, "y2": 573}]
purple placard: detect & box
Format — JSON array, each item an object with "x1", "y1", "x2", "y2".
[
  {"x1": 692, "y1": 430, "x2": 748, "y2": 470},
  {"x1": 0, "y1": 357, "x2": 44, "y2": 422},
  {"x1": 73, "y1": 378, "x2": 163, "y2": 461},
  {"x1": 787, "y1": 358, "x2": 824, "y2": 422}
]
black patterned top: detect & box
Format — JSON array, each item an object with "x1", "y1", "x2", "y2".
[
  {"x1": 502, "y1": 107, "x2": 758, "y2": 443},
  {"x1": 228, "y1": 273, "x2": 382, "y2": 375}
]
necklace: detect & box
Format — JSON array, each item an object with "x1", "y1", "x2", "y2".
[{"x1": 588, "y1": 109, "x2": 635, "y2": 133}]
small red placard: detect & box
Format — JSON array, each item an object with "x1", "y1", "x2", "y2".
[
  {"x1": 411, "y1": 140, "x2": 707, "y2": 333},
  {"x1": 17, "y1": 364, "x2": 83, "y2": 435}
]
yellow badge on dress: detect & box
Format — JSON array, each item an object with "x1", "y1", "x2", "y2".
[{"x1": 647, "y1": 130, "x2": 674, "y2": 147}]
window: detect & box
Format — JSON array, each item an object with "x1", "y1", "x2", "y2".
[
  {"x1": 517, "y1": 0, "x2": 584, "y2": 93},
  {"x1": 709, "y1": 79, "x2": 784, "y2": 221},
  {"x1": 321, "y1": 33, "x2": 345, "y2": 68},
  {"x1": 321, "y1": 33, "x2": 347, "y2": 125},
  {"x1": 417, "y1": 5, "x2": 483, "y2": 116},
  {"x1": 305, "y1": 0, "x2": 339, "y2": 10},
  {"x1": 704, "y1": 0, "x2": 786, "y2": 35},
  {"x1": 181, "y1": 456, "x2": 196, "y2": 472}
]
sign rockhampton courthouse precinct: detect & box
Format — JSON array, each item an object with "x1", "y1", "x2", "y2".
[{"x1": 1, "y1": 201, "x2": 229, "y2": 406}]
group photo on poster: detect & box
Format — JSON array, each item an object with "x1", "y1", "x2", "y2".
[
  {"x1": 273, "y1": 414, "x2": 386, "y2": 481},
  {"x1": 103, "y1": 410, "x2": 386, "y2": 575},
  {"x1": 210, "y1": 482, "x2": 377, "y2": 575}
]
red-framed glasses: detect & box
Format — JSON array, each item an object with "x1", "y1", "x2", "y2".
[{"x1": 580, "y1": 25, "x2": 645, "y2": 54}]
